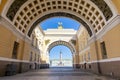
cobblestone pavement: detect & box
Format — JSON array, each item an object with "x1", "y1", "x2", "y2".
[{"x1": 0, "y1": 67, "x2": 117, "y2": 80}]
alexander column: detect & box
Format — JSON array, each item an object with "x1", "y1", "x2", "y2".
[
  {"x1": 60, "y1": 50, "x2": 62, "y2": 64},
  {"x1": 59, "y1": 50, "x2": 63, "y2": 66}
]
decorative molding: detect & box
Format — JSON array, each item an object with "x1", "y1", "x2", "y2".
[
  {"x1": 0, "y1": 16, "x2": 32, "y2": 45},
  {"x1": 0, "y1": 57, "x2": 31, "y2": 63},
  {"x1": 80, "y1": 57, "x2": 120, "y2": 64},
  {"x1": 104, "y1": 0, "x2": 118, "y2": 16},
  {"x1": 45, "y1": 34, "x2": 76, "y2": 37},
  {"x1": 2, "y1": 0, "x2": 14, "y2": 18},
  {"x1": 96, "y1": 15, "x2": 120, "y2": 40},
  {"x1": 88, "y1": 15, "x2": 120, "y2": 43},
  {"x1": 0, "y1": 16, "x2": 24, "y2": 39},
  {"x1": 88, "y1": 35, "x2": 96, "y2": 44},
  {"x1": 24, "y1": 36, "x2": 32, "y2": 44},
  {"x1": 47, "y1": 40, "x2": 76, "y2": 54},
  {"x1": 98, "y1": 57, "x2": 120, "y2": 63}
]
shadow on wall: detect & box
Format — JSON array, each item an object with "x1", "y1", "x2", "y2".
[{"x1": 40, "y1": 60, "x2": 49, "y2": 69}]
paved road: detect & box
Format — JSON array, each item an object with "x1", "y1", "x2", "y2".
[{"x1": 0, "y1": 67, "x2": 116, "y2": 80}]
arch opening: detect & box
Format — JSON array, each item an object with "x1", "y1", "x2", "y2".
[
  {"x1": 49, "y1": 45, "x2": 72, "y2": 67},
  {"x1": 47, "y1": 40, "x2": 76, "y2": 67}
]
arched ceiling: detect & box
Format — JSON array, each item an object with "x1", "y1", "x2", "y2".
[
  {"x1": 4, "y1": 0, "x2": 113, "y2": 37},
  {"x1": 47, "y1": 40, "x2": 75, "y2": 54}
]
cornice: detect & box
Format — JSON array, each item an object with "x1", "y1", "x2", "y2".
[
  {"x1": 0, "y1": 16, "x2": 32, "y2": 44},
  {"x1": 96, "y1": 15, "x2": 120, "y2": 40},
  {"x1": 87, "y1": 15, "x2": 120, "y2": 44}
]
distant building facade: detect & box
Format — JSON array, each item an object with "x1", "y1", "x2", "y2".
[{"x1": 50, "y1": 59, "x2": 72, "y2": 67}]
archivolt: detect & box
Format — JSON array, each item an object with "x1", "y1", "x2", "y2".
[
  {"x1": 4, "y1": 0, "x2": 113, "y2": 36},
  {"x1": 47, "y1": 40, "x2": 76, "y2": 54},
  {"x1": 28, "y1": 12, "x2": 93, "y2": 37}
]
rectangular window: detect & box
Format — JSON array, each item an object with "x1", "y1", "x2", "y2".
[
  {"x1": 100, "y1": 41, "x2": 107, "y2": 59},
  {"x1": 12, "y1": 41, "x2": 19, "y2": 59}
]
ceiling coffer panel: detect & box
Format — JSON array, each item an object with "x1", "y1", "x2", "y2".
[
  {"x1": 6, "y1": 0, "x2": 28, "y2": 21},
  {"x1": 91, "y1": 0, "x2": 113, "y2": 21}
]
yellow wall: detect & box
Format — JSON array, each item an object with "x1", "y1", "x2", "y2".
[
  {"x1": 40, "y1": 54, "x2": 47, "y2": 64},
  {"x1": 0, "y1": 24, "x2": 14, "y2": 58},
  {"x1": 22, "y1": 42, "x2": 31, "y2": 60},
  {"x1": 90, "y1": 42, "x2": 98, "y2": 61},
  {"x1": 79, "y1": 24, "x2": 120, "y2": 62},
  {"x1": 112, "y1": 0, "x2": 120, "y2": 13},
  {"x1": 0, "y1": 0, "x2": 7, "y2": 14},
  {"x1": 0, "y1": 24, "x2": 41, "y2": 62},
  {"x1": 89, "y1": 24, "x2": 120, "y2": 61},
  {"x1": 98, "y1": 24, "x2": 120, "y2": 59},
  {"x1": 0, "y1": 24, "x2": 25, "y2": 60}
]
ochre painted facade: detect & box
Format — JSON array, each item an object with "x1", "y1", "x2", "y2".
[
  {"x1": 100, "y1": 24, "x2": 120, "y2": 58},
  {"x1": 112, "y1": 0, "x2": 120, "y2": 13},
  {"x1": 0, "y1": 0, "x2": 7, "y2": 14}
]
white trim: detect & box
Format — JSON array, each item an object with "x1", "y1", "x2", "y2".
[
  {"x1": 0, "y1": 0, "x2": 32, "y2": 45},
  {"x1": 1, "y1": 0, "x2": 14, "y2": 26},
  {"x1": 96, "y1": 15, "x2": 120, "y2": 40},
  {"x1": 0, "y1": 16, "x2": 24, "y2": 40},
  {"x1": 80, "y1": 61, "x2": 87, "y2": 64},
  {"x1": 99, "y1": 57, "x2": 120, "y2": 63},
  {"x1": 0, "y1": 57, "x2": 31, "y2": 63},
  {"x1": 0, "y1": 16, "x2": 32, "y2": 45},
  {"x1": 1, "y1": 0, "x2": 14, "y2": 17},
  {"x1": 88, "y1": 15, "x2": 120, "y2": 44},
  {"x1": 104, "y1": 0, "x2": 118, "y2": 15},
  {"x1": 88, "y1": 35, "x2": 96, "y2": 44},
  {"x1": 80, "y1": 57, "x2": 120, "y2": 64}
]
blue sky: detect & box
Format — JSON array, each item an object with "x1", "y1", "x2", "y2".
[
  {"x1": 49, "y1": 45, "x2": 72, "y2": 60},
  {"x1": 40, "y1": 17, "x2": 80, "y2": 30}
]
